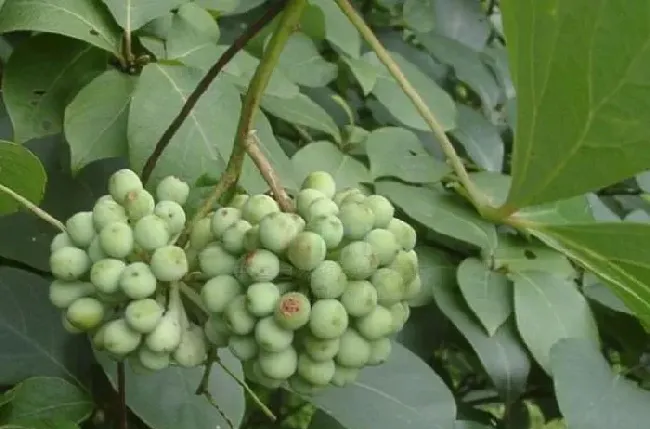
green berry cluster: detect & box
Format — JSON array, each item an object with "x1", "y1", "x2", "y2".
[
  {"x1": 48, "y1": 169, "x2": 206, "y2": 371},
  {"x1": 193, "y1": 171, "x2": 420, "y2": 394}
]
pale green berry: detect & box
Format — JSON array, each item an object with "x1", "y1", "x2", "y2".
[
  {"x1": 123, "y1": 189, "x2": 155, "y2": 221},
  {"x1": 90, "y1": 258, "x2": 126, "y2": 294},
  {"x1": 98, "y1": 221, "x2": 134, "y2": 259},
  {"x1": 367, "y1": 337, "x2": 392, "y2": 365},
  {"x1": 340, "y1": 280, "x2": 377, "y2": 317},
  {"x1": 246, "y1": 282, "x2": 280, "y2": 317},
  {"x1": 49, "y1": 280, "x2": 94, "y2": 309},
  {"x1": 241, "y1": 194, "x2": 279, "y2": 224},
  {"x1": 243, "y1": 249, "x2": 280, "y2": 282},
  {"x1": 255, "y1": 316, "x2": 293, "y2": 352},
  {"x1": 125, "y1": 299, "x2": 164, "y2": 333},
  {"x1": 224, "y1": 295, "x2": 257, "y2": 335},
  {"x1": 145, "y1": 310, "x2": 183, "y2": 353},
  {"x1": 173, "y1": 324, "x2": 208, "y2": 367},
  {"x1": 204, "y1": 314, "x2": 231, "y2": 347},
  {"x1": 221, "y1": 220, "x2": 253, "y2": 255},
  {"x1": 211, "y1": 207, "x2": 241, "y2": 238},
  {"x1": 330, "y1": 364, "x2": 360, "y2": 387},
  {"x1": 356, "y1": 306, "x2": 393, "y2": 340},
  {"x1": 229, "y1": 335, "x2": 258, "y2": 361},
  {"x1": 201, "y1": 275, "x2": 242, "y2": 313},
  {"x1": 154, "y1": 200, "x2": 186, "y2": 235},
  {"x1": 274, "y1": 292, "x2": 311, "y2": 330},
  {"x1": 198, "y1": 243, "x2": 236, "y2": 277},
  {"x1": 138, "y1": 347, "x2": 171, "y2": 371},
  {"x1": 387, "y1": 218, "x2": 417, "y2": 251},
  {"x1": 258, "y1": 212, "x2": 300, "y2": 254},
  {"x1": 92, "y1": 195, "x2": 128, "y2": 230},
  {"x1": 156, "y1": 175, "x2": 190, "y2": 205},
  {"x1": 228, "y1": 194, "x2": 249, "y2": 210},
  {"x1": 65, "y1": 211, "x2": 95, "y2": 247},
  {"x1": 50, "y1": 247, "x2": 91, "y2": 281},
  {"x1": 296, "y1": 189, "x2": 326, "y2": 218},
  {"x1": 134, "y1": 214, "x2": 170, "y2": 251},
  {"x1": 309, "y1": 299, "x2": 348, "y2": 339},
  {"x1": 103, "y1": 318, "x2": 142, "y2": 355},
  {"x1": 298, "y1": 353, "x2": 335, "y2": 385},
  {"x1": 51, "y1": 232, "x2": 73, "y2": 253},
  {"x1": 303, "y1": 335, "x2": 340, "y2": 361},
  {"x1": 87, "y1": 237, "x2": 107, "y2": 263},
  {"x1": 190, "y1": 217, "x2": 214, "y2": 250},
  {"x1": 258, "y1": 347, "x2": 298, "y2": 380},
  {"x1": 336, "y1": 328, "x2": 370, "y2": 367},
  {"x1": 119, "y1": 262, "x2": 157, "y2": 299},
  {"x1": 150, "y1": 246, "x2": 188, "y2": 282},
  {"x1": 66, "y1": 297, "x2": 105, "y2": 331},
  {"x1": 363, "y1": 195, "x2": 394, "y2": 228},
  {"x1": 108, "y1": 169, "x2": 143, "y2": 204},
  {"x1": 301, "y1": 171, "x2": 336, "y2": 198}
]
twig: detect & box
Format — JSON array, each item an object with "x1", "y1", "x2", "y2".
[
  {"x1": 203, "y1": 390, "x2": 235, "y2": 429},
  {"x1": 215, "y1": 358, "x2": 277, "y2": 421},
  {"x1": 0, "y1": 183, "x2": 65, "y2": 231},
  {"x1": 140, "y1": 1, "x2": 290, "y2": 184},
  {"x1": 195, "y1": 348, "x2": 218, "y2": 395},
  {"x1": 178, "y1": 281, "x2": 208, "y2": 313},
  {"x1": 182, "y1": 0, "x2": 307, "y2": 242},
  {"x1": 334, "y1": 0, "x2": 493, "y2": 216},
  {"x1": 117, "y1": 362, "x2": 127, "y2": 429},
  {"x1": 245, "y1": 131, "x2": 295, "y2": 212}
]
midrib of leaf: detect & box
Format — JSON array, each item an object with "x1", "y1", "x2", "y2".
[
  {"x1": 515, "y1": 271, "x2": 570, "y2": 338},
  {"x1": 155, "y1": 65, "x2": 224, "y2": 168},
  {"x1": 173, "y1": 42, "x2": 214, "y2": 62},
  {"x1": 493, "y1": 339, "x2": 514, "y2": 403},
  {"x1": 30, "y1": 45, "x2": 95, "y2": 124},
  {"x1": 531, "y1": 227, "x2": 650, "y2": 316},
  {"x1": 21, "y1": 0, "x2": 115, "y2": 49}
]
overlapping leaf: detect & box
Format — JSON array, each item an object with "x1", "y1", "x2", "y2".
[
  {"x1": 127, "y1": 63, "x2": 240, "y2": 185},
  {"x1": 101, "y1": 0, "x2": 186, "y2": 31},
  {"x1": 529, "y1": 222, "x2": 650, "y2": 330},
  {"x1": 166, "y1": 3, "x2": 220, "y2": 61},
  {"x1": 376, "y1": 181, "x2": 498, "y2": 249},
  {"x1": 511, "y1": 271, "x2": 600, "y2": 373},
  {"x1": 502, "y1": 0, "x2": 650, "y2": 208},
  {"x1": 0, "y1": 142, "x2": 46, "y2": 215},
  {"x1": 308, "y1": 0, "x2": 360, "y2": 58},
  {"x1": 64, "y1": 70, "x2": 136, "y2": 172},
  {"x1": 276, "y1": 33, "x2": 337, "y2": 87},
  {"x1": 0, "y1": 0, "x2": 122, "y2": 53},
  {"x1": 450, "y1": 105, "x2": 504, "y2": 172},
  {"x1": 2, "y1": 34, "x2": 107, "y2": 143}
]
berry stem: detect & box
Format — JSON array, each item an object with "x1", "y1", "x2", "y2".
[
  {"x1": 177, "y1": 280, "x2": 208, "y2": 314},
  {"x1": 245, "y1": 131, "x2": 295, "y2": 212},
  {"x1": 334, "y1": 0, "x2": 495, "y2": 217},
  {"x1": 215, "y1": 357, "x2": 277, "y2": 422},
  {"x1": 0, "y1": 183, "x2": 65, "y2": 231},
  {"x1": 182, "y1": 0, "x2": 307, "y2": 243},
  {"x1": 203, "y1": 389, "x2": 236, "y2": 429}
]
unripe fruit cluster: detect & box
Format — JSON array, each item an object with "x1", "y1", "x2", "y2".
[
  {"x1": 48, "y1": 169, "x2": 207, "y2": 371},
  {"x1": 194, "y1": 171, "x2": 420, "y2": 394}
]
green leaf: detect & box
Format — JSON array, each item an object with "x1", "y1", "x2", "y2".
[
  {"x1": 308, "y1": 0, "x2": 360, "y2": 58},
  {"x1": 308, "y1": 342, "x2": 456, "y2": 429},
  {"x1": 3, "y1": 377, "x2": 92, "y2": 426},
  {"x1": 586, "y1": 194, "x2": 620, "y2": 221},
  {"x1": 2, "y1": 34, "x2": 107, "y2": 143},
  {"x1": 433, "y1": 281, "x2": 530, "y2": 404},
  {"x1": 482, "y1": 234, "x2": 577, "y2": 279},
  {"x1": 456, "y1": 257, "x2": 512, "y2": 336},
  {"x1": 582, "y1": 273, "x2": 631, "y2": 314},
  {"x1": 128, "y1": 63, "x2": 240, "y2": 185},
  {"x1": 0, "y1": 421, "x2": 80, "y2": 429},
  {"x1": 276, "y1": 33, "x2": 337, "y2": 87},
  {"x1": 227, "y1": 50, "x2": 299, "y2": 99},
  {"x1": 64, "y1": 70, "x2": 136, "y2": 173},
  {"x1": 403, "y1": 0, "x2": 435, "y2": 33},
  {"x1": 96, "y1": 350, "x2": 245, "y2": 429},
  {"x1": 166, "y1": 3, "x2": 220, "y2": 61},
  {"x1": 550, "y1": 338, "x2": 650, "y2": 429},
  {"x1": 342, "y1": 55, "x2": 378, "y2": 95},
  {"x1": 0, "y1": 267, "x2": 92, "y2": 386},
  {"x1": 502, "y1": 0, "x2": 650, "y2": 208},
  {"x1": 511, "y1": 271, "x2": 600, "y2": 373},
  {"x1": 364, "y1": 127, "x2": 451, "y2": 183},
  {"x1": 365, "y1": 51, "x2": 456, "y2": 132},
  {"x1": 376, "y1": 181, "x2": 498, "y2": 249},
  {"x1": 261, "y1": 93, "x2": 341, "y2": 142},
  {"x1": 450, "y1": 105, "x2": 504, "y2": 172},
  {"x1": 636, "y1": 171, "x2": 650, "y2": 193},
  {"x1": 291, "y1": 141, "x2": 371, "y2": 190},
  {"x1": 0, "y1": 0, "x2": 122, "y2": 53},
  {"x1": 454, "y1": 422, "x2": 492, "y2": 429},
  {"x1": 194, "y1": 0, "x2": 238, "y2": 14},
  {"x1": 529, "y1": 222, "x2": 650, "y2": 330},
  {"x1": 406, "y1": 245, "x2": 458, "y2": 308},
  {"x1": 239, "y1": 110, "x2": 299, "y2": 194},
  {"x1": 417, "y1": 34, "x2": 501, "y2": 109},
  {"x1": 432, "y1": 0, "x2": 490, "y2": 51},
  {"x1": 101, "y1": 0, "x2": 186, "y2": 32},
  {"x1": 0, "y1": 142, "x2": 46, "y2": 215}
]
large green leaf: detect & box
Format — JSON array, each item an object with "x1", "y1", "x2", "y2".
[
  {"x1": 308, "y1": 0, "x2": 360, "y2": 58},
  {"x1": 96, "y1": 350, "x2": 245, "y2": 429},
  {"x1": 550, "y1": 338, "x2": 650, "y2": 429},
  {"x1": 0, "y1": 267, "x2": 92, "y2": 386},
  {"x1": 529, "y1": 222, "x2": 650, "y2": 330},
  {"x1": 166, "y1": 3, "x2": 220, "y2": 61},
  {"x1": 511, "y1": 271, "x2": 600, "y2": 373},
  {"x1": 261, "y1": 93, "x2": 341, "y2": 142},
  {"x1": 2, "y1": 377, "x2": 92, "y2": 426},
  {"x1": 0, "y1": 142, "x2": 46, "y2": 215},
  {"x1": 291, "y1": 141, "x2": 371, "y2": 190},
  {"x1": 433, "y1": 281, "x2": 530, "y2": 404},
  {"x1": 101, "y1": 0, "x2": 186, "y2": 31},
  {"x1": 307, "y1": 342, "x2": 456, "y2": 429},
  {"x1": 276, "y1": 32, "x2": 337, "y2": 87},
  {"x1": 364, "y1": 127, "x2": 451, "y2": 184},
  {"x1": 456, "y1": 257, "x2": 512, "y2": 336},
  {"x1": 450, "y1": 105, "x2": 504, "y2": 172},
  {"x1": 403, "y1": 0, "x2": 435, "y2": 33},
  {"x1": 406, "y1": 246, "x2": 457, "y2": 308},
  {"x1": 502, "y1": 0, "x2": 650, "y2": 208},
  {"x1": 365, "y1": 51, "x2": 456, "y2": 132},
  {"x1": 128, "y1": 63, "x2": 240, "y2": 185},
  {"x1": 227, "y1": 50, "x2": 299, "y2": 99},
  {"x1": 0, "y1": 0, "x2": 122, "y2": 53},
  {"x1": 64, "y1": 70, "x2": 136, "y2": 173},
  {"x1": 376, "y1": 181, "x2": 498, "y2": 250},
  {"x1": 432, "y1": 0, "x2": 490, "y2": 51},
  {"x1": 2, "y1": 34, "x2": 107, "y2": 143}
]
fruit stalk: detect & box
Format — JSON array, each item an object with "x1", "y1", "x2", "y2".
[
  {"x1": 186, "y1": 0, "x2": 308, "y2": 240},
  {"x1": 334, "y1": 0, "x2": 493, "y2": 216},
  {"x1": 245, "y1": 131, "x2": 295, "y2": 212}
]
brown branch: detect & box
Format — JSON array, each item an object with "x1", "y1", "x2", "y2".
[
  {"x1": 245, "y1": 131, "x2": 295, "y2": 212},
  {"x1": 117, "y1": 362, "x2": 127, "y2": 429},
  {"x1": 140, "y1": 0, "x2": 289, "y2": 184}
]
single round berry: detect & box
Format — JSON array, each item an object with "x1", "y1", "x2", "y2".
[
  {"x1": 125, "y1": 299, "x2": 164, "y2": 334},
  {"x1": 330, "y1": 364, "x2": 360, "y2": 387},
  {"x1": 198, "y1": 243, "x2": 237, "y2": 277},
  {"x1": 298, "y1": 353, "x2": 335, "y2": 385},
  {"x1": 339, "y1": 241, "x2": 379, "y2": 280},
  {"x1": 367, "y1": 337, "x2": 392, "y2": 365},
  {"x1": 119, "y1": 262, "x2": 157, "y2": 299},
  {"x1": 138, "y1": 347, "x2": 171, "y2": 371},
  {"x1": 305, "y1": 198, "x2": 338, "y2": 223},
  {"x1": 387, "y1": 218, "x2": 417, "y2": 251},
  {"x1": 145, "y1": 311, "x2": 182, "y2": 353},
  {"x1": 255, "y1": 316, "x2": 294, "y2": 352},
  {"x1": 103, "y1": 318, "x2": 142, "y2": 356},
  {"x1": 274, "y1": 292, "x2": 311, "y2": 330},
  {"x1": 287, "y1": 232, "x2": 326, "y2": 271},
  {"x1": 303, "y1": 335, "x2": 340, "y2": 362},
  {"x1": 51, "y1": 232, "x2": 73, "y2": 253},
  {"x1": 340, "y1": 280, "x2": 378, "y2": 317},
  {"x1": 296, "y1": 188, "x2": 326, "y2": 218},
  {"x1": 258, "y1": 347, "x2": 298, "y2": 380},
  {"x1": 189, "y1": 217, "x2": 215, "y2": 250},
  {"x1": 87, "y1": 237, "x2": 107, "y2": 263},
  {"x1": 211, "y1": 207, "x2": 242, "y2": 238},
  {"x1": 90, "y1": 258, "x2": 126, "y2": 294},
  {"x1": 371, "y1": 268, "x2": 405, "y2": 306},
  {"x1": 92, "y1": 196, "x2": 127, "y2": 230},
  {"x1": 99, "y1": 221, "x2": 134, "y2": 259},
  {"x1": 173, "y1": 324, "x2": 208, "y2": 368},
  {"x1": 224, "y1": 295, "x2": 257, "y2": 335},
  {"x1": 243, "y1": 249, "x2": 280, "y2": 282},
  {"x1": 363, "y1": 195, "x2": 394, "y2": 228},
  {"x1": 123, "y1": 189, "x2": 155, "y2": 222},
  {"x1": 65, "y1": 211, "x2": 95, "y2": 247},
  {"x1": 364, "y1": 228, "x2": 399, "y2": 266},
  {"x1": 388, "y1": 301, "x2": 410, "y2": 333},
  {"x1": 154, "y1": 200, "x2": 186, "y2": 235},
  {"x1": 309, "y1": 299, "x2": 348, "y2": 339},
  {"x1": 228, "y1": 194, "x2": 249, "y2": 210},
  {"x1": 156, "y1": 175, "x2": 190, "y2": 205},
  {"x1": 387, "y1": 250, "x2": 418, "y2": 284},
  {"x1": 306, "y1": 215, "x2": 344, "y2": 249},
  {"x1": 204, "y1": 314, "x2": 231, "y2": 347},
  {"x1": 201, "y1": 275, "x2": 242, "y2": 313},
  {"x1": 49, "y1": 280, "x2": 95, "y2": 309},
  {"x1": 338, "y1": 202, "x2": 375, "y2": 240},
  {"x1": 258, "y1": 212, "x2": 299, "y2": 253},
  {"x1": 356, "y1": 306, "x2": 393, "y2": 340},
  {"x1": 310, "y1": 260, "x2": 347, "y2": 299},
  {"x1": 150, "y1": 246, "x2": 188, "y2": 281},
  {"x1": 229, "y1": 335, "x2": 259, "y2": 361},
  {"x1": 246, "y1": 282, "x2": 280, "y2": 317},
  {"x1": 221, "y1": 220, "x2": 253, "y2": 255},
  {"x1": 336, "y1": 329, "x2": 371, "y2": 367},
  {"x1": 242, "y1": 194, "x2": 279, "y2": 224},
  {"x1": 108, "y1": 169, "x2": 143, "y2": 204},
  {"x1": 50, "y1": 247, "x2": 91, "y2": 281},
  {"x1": 65, "y1": 297, "x2": 105, "y2": 331},
  {"x1": 301, "y1": 171, "x2": 336, "y2": 198}
]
